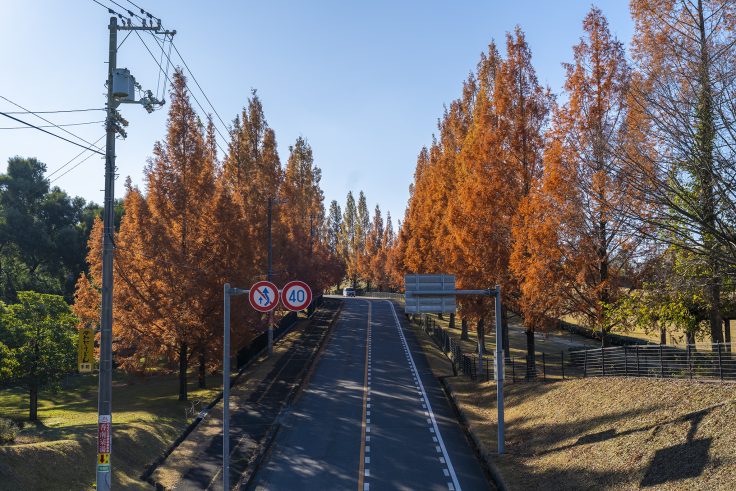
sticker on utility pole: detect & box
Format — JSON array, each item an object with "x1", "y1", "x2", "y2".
[
  {"x1": 78, "y1": 327, "x2": 95, "y2": 373},
  {"x1": 281, "y1": 280, "x2": 313, "y2": 311},
  {"x1": 98, "y1": 414, "x2": 111, "y2": 454},
  {"x1": 249, "y1": 281, "x2": 279, "y2": 312}
]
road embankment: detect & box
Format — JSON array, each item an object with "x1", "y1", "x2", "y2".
[{"x1": 408, "y1": 315, "x2": 736, "y2": 490}]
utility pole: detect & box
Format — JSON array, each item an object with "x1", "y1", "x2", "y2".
[
  {"x1": 97, "y1": 13, "x2": 173, "y2": 491},
  {"x1": 96, "y1": 17, "x2": 117, "y2": 491}
]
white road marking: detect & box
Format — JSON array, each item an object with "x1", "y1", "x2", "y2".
[
  {"x1": 365, "y1": 456, "x2": 371, "y2": 464},
  {"x1": 364, "y1": 483, "x2": 370, "y2": 491},
  {"x1": 448, "y1": 483, "x2": 455, "y2": 490},
  {"x1": 443, "y1": 468, "x2": 450, "y2": 477},
  {"x1": 385, "y1": 300, "x2": 463, "y2": 491}
]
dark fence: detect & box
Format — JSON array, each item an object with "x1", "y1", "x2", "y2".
[
  {"x1": 411, "y1": 314, "x2": 570, "y2": 383},
  {"x1": 235, "y1": 295, "x2": 323, "y2": 369},
  {"x1": 569, "y1": 343, "x2": 736, "y2": 381},
  {"x1": 412, "y1": 313, "x2": 736, "y2": 384}
]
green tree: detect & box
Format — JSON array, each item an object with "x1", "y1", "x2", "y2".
[{"x1": 0, "y1": 291, "x2": 77, "y2": 420}]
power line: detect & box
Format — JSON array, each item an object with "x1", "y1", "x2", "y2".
[
  {"x1": 134, "y1": 30, "x2": 228, "y2": 156},
  {"x1": 170, "y1": 42, "x2": 229, "y2": 134},
  {"x1": 0, "y1": 95, "x2": 104, "y2": 152},
  {"x1": 1, "y1": 108, "x2": 104, "y2": 114},
  {"x1": 124, "y1": 0, "x2": 161, "y2": 25},
  {"x1": 0, "y1": 112, "x2": 105, "y2": 155},
  {"x1": 90, "y1": 0, "x2": 132, "y2": 25},
  {"x1": 50, "y1": 151, "x2": 101, "y2": 183},
  {"x1": 149, "y1": 34, "x2": 230, "y2": 151},
  {"x1": 47, "y1": 134, "x2": 107, "y2": 178},
  {"x1": 0, "y1": 120, "x2": 104, "y2": 130}
]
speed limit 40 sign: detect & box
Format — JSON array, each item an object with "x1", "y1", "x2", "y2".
[{"x1": 281, "y1": 280, "x2": 312, "y2": 311}]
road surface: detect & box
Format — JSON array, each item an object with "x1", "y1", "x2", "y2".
[{"x1": 251, "y1": 298, "x2": 491, "y2": 491}]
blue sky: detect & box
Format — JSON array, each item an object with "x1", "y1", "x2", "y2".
[{"x1": 0, "y1": 1, "x2": 633, "y2": 227}]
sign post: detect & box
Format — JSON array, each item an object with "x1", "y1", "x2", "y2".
[{"x1": 404, "y1": 274, "x2": 505, "y2": 455}]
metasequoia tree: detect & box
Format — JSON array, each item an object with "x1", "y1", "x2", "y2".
[
  {"x1": 627, "y1": 0, "x2": 736, "y2": 343},
  {"x1": 340, "y1": 191, "x2": 359, "y2": 287},
  {"x1": 527, "y1": 8, "x2": 641, "y2": 346}
]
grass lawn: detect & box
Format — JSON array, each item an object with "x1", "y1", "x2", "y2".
[{"x1": 0, "y1": 371, "x2": 221, "y2": 490}]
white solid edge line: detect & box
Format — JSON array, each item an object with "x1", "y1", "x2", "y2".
[{"x1": 385, "y1": 300, "x2": 463, "y2": 491}]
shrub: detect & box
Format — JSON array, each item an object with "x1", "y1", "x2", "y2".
[{"x1": 0, "y1": 417, "x2": 18, "y2": 443}]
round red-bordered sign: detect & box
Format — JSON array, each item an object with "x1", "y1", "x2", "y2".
[
  {"x1": 249, "y1": 281, "x2": 279, "y2": 312},
  {"x1": 281, "y1": 280, "x2": 313, "y2": 311}
]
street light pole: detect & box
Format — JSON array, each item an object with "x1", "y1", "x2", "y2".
[
  {"x1": 494, "y1": 286, "x2": 505, "y2": 455},
  {"x1": 223, "y1": 284, "x2": 247, "y2": 490},
  {"x1": 267, "y1": 197, "x2": 274, "y2": 355}
]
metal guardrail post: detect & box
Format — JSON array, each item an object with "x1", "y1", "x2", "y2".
[
  {"x1": 659, "y1": 344, "x2": 664, "y2": 378},
  {"x1": 511, "y1": 355, "x2": 516, "y2": 382},
  {"x1": 687, "y1": 344, "x2": 692, "y2": 380},
  {"x1": 583, "y1": 350, "x2": 588, "y2": 378},
  {"x1": 636, "y1": 346, "x2": 640, "y2": 376},
  {"x1": 602, "y1": 348, "x2": 606, "y2": 376},
  {"x1": 542, "y1": 352, "x2": 546, "y2": 380},
  {"x1": 561, "y1": 351, "x2": 565, "y2": 380},
  {"x1": 718, "y1": 342, "x2": 723, "y2": 381},
  {"x1": 624, "y1": 346, "x2": 628, "y2": 376}
]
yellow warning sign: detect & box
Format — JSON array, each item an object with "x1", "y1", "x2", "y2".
[
  {"x1": 98, "y1": 453, "x2": 110, "y2": 465},
  {"x1": 78, "y1": 327, "x2": 95, "y2": 373}
]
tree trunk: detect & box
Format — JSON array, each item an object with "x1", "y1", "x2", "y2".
[
  {"x1": 725, "y1": 319, "x2": 731, "y2": 343},
  {"x1": 525, "y1": 328, "x2": 536, "y2": 379},
  {"x1": 198, "y1": 347, "x2": 206, "y2": 389},
  {"x1": 660, "y1": 327, "x2": 667, "y2": 345},
  {"x1": 449, "y1": 313, "x2": 455, "y2": 330},
  {"x1": 461, "y1": 319, "x2": 469, "y2": 340},
  {"x1": 708, "y1": 280, "x2": 723, "y2": 343},
  {"x1": 29, "y1": 383, "x2": 38, "y2": 421},
  {"x1": 178, "y1": 340, "x2": 188, "y2": 401},
  {"x1": 502, "y1": 305, "x2": 510, "y2": 360},
  {"x1": 686, "y1": 330, "x2": 696, "y2": 347}
]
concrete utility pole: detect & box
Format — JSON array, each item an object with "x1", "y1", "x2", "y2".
[
  {"x1": 96, "y1": 17, "x2": 118, "y2": 491},
  {"x1": 97, "y1": 14, "x2": 173, "y2": 491}
]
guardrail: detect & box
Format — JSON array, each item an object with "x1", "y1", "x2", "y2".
[{"x1": 358, "y1": 291, "x2": 404, "y2": 300}]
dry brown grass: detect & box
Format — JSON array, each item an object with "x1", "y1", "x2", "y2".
[{"x1": 409, "y1": 320, "x2": 736, "y2": 490}]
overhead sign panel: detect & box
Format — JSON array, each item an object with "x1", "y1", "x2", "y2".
[{"x1": 404, "y1": 274, "x2": 456, "y2": 314}]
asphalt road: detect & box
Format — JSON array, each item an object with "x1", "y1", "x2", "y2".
[{"x1": 251, "y1": 298, "x2": 491, "y2": 491}]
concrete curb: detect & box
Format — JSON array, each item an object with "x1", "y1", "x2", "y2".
[{"x1": 437, "y1": 377, "x2": 509, "y2": 491}]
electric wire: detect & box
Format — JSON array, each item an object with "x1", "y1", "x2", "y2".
[
  {"x1": 90, "y1": 0, "x2": 131, "y2": 24},
  {"x1": 0, "y1": 112, "x2": 105, "y2": 155},
  {"x1": 170, "y1": 42, "x2": 229, "y2": 134},
  {"x1": 0, "y1": 95, "x2": 104, "y2": 151},
  {"x1": 134, "y1": 30, "x2": 228, "y2": 155},
  {"x1": 149, "y1": 33, "x2": 230, "y2": 150},
  {"x1": 50, "y1": 151, "x2": 101, "y2": 183},
  {"x1": 124, "y1": 0, "x2": 161, "y2": 25},
  {"x1": 47, "y1": 134, "x2": 107, "y2": 178},
  {"x1": 0, "y1": 120, "x2": 104, "y2": 130},
  {"x1": 1, "y1": 108, "x2": 104, "y2": 114}
]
